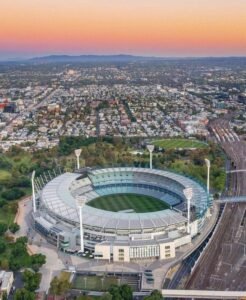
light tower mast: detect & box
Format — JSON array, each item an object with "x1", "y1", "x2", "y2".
[
  {"x1": 74, "y1": 149, "x2": 82, "y2": 170},
  {"x1": 204, "y1": 158, "x2": 210, "y2": 195},
  {"x1": 31, "y1": 171, "x2": 37, "y2": 213},
  {"x1": 146, "y1": 145, "x2": 155, "y2": 169},
  {"x1": 183, "y1": 187, "x2": 193, "y2": 234},
  {"x1": 76, "y1": 196, "x2": 87, "y2": 252}
]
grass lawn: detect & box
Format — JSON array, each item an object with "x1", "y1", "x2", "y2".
[
  {"x1": 72, "y1": 275, "x2": 119, "y2": 291},
  {"x1": 0, "y1": 201, "x2": 18, "y2": 225},
  {"x1": 0, "y1": 170, "x2": 11, "y2": 182},
  {"x1": 152, "y1": 138, "x2": 207, "y2": 149},
  {"x1": 87, "y1": 193, "x2": 169, "y2": 213}
]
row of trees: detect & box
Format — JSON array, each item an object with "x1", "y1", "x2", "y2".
[
  {"x1": 0, "y1": 136, "x2": 226, "y2": 205},
  {"x1": 13, "y1": 270, "x2": 42, "y2": 300},
  {"x1": 0, "y1": 236, "x2": 46, "y2": 271}
]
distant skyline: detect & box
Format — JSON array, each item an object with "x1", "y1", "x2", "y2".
[{"x1": 1, "y1": 0, "x2": 246, "y2": 60}]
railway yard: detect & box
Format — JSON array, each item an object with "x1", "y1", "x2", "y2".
[
  {"x1": 182, "y1": 117, "x2": 246, "y2": 291},
  {"x1": 185, "y1": 202, "x2": 246, "y2": 290}
]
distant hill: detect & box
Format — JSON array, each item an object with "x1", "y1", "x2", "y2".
[
  {"x1": 28, "y1": 55, "x2": 246, "y2": 65},
  {"x1": 1, "y1": 54, "x2": 246, "y2": 65},
  {"x1": 29, "y1": 54, "x2": 161, "y2": 63}
]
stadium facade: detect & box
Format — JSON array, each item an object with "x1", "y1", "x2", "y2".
[{"x1": 33, "y1": 167, "x2": 210, "y2": 262}]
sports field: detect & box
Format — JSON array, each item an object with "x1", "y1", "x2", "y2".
[
  {"x1": 87, "y1": 193, "x2": 169, "y2": 212},
  {"x1": 152, "y1": 138, "x2": 207, "y2": 149},
  {"x1": 72, "y1": 275, "x2": 118, "y2": 291}
]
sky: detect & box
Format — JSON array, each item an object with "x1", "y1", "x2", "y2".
[{"x1": 0, "y1": 0, "x2": 246, "y2": 59}]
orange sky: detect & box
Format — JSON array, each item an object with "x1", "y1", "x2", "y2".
[{"x1": 1, "y1": 0, "x2": 246, "y2": 58}]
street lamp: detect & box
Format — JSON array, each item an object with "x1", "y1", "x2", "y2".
[
  {"x1": 76, "y1": 196, "x2": 87, "y2": 252},
  {"x1": 74, "y1": 149, "x2": 82, "y2": 170},
  {"x1": 183, "y1": 187, "x2": 193, "y2": 234},
  {"x1": 204, "y1": 158, "x2": 210, "y2": 195},
  {"x1": 146, "y1": 145, "x2": 154, "y2": 169},
  {"x1": 31, "y1": 171, "x2": 36, "y2": 213}
]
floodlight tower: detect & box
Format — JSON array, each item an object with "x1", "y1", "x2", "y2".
[
  {"x1": 204, "y1": 158, "x2": 210, "y2": 195},
  {"x1": 183, "y1": 187, "x2": 193, "y2": 234},
  {"x1": 74, "y1": 149, "x2": 82, "y2": 170},
  {"x1": 76, "y1": 196, "x2": 87, "y2": 252},
  {"x1": 31, "y1": 171, "x2": 37, "y2": 213},
  {"x1": 146, "y1": 145, "x2": 155, "y2": 169}
]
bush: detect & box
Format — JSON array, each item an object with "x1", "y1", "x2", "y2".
[
  {"x1": 23, "y1": 270, "x2": 41, "y2": 292},
  {"x1": 0, "y1": 223, "x2": 8, "y2": 236},
  {"x1": 1, "y1": 188, "x2": 25, "y2": 201},
  {"x1": 0, "y1": 200, "x2": 7, "y2": 208},
  {"x1": 0, "y1": 239, "x2": 6, "y2": 253},
  {"x1": 7, "y1": 176, "x2": 31, "y2": 188},
  {"x1": 13, "y1": 288, "x2": 35, "y2": 300},
  {"x1": 9, "y1": 223, "x2": 20, "y2": 233}
]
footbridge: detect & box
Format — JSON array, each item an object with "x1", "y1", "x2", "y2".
[
  {"x1": 161, "y1": 289, "x2": 246, "y2": 299},
  {"x1": 226, "y1": 169, "x2": 246, "y2": 174},
  {"x1": 218, "y1": 196, "x2": 246, "y2": 203}
]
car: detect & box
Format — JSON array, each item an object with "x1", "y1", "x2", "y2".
[{"x1": 144, "y1": 273, "x2": 153, "y2": 277}]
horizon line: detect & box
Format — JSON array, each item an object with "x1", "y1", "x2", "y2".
[{"x1": 1, "y1": 53, "x2": 246, "y2": 62}]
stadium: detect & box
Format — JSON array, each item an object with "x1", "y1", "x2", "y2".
[{"x1": 33, "y1": 167, "x2": 210, "y2": 262}]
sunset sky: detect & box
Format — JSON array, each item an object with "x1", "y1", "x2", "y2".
[{"x1": 1, "y1": 0, "x2": 246, "y2": 59}]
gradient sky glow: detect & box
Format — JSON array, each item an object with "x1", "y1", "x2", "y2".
[{"x1": 1, "y1": 0, "x2": 246, "y2": 59}]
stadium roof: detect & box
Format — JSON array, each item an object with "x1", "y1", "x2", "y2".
[{"x1": 40, "y1": 167, "x2": 207, "y2": 231}]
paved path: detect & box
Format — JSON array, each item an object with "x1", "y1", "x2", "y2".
[{"x1": 14, "y1": 196, "x2": 66, "y2": 292}]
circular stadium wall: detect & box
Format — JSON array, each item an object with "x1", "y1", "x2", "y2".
[{"x1": 33, "y1": 167, "x2": 209, "y2": 262}]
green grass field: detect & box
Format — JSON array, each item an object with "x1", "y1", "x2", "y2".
[
  {"x1": 72, "y1": 275, "x2": 119, "y2": 291},
  {"x1": 87, "y1": 193, "x2": 169, "y2": 212},
  {"x1": 152, "y1": 138, "x2": 207, "y2": 149},
  {"x1": 0, "y1": 170, "x2": 11, "y2": 182}
]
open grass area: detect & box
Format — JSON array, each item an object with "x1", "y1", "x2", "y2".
[
  {"x1": 72, "y1": 275, "x2": 119, "y2": 291},
  {"x1": 0, "y1": 170, "x2": 11, "y2": 182},
  {"x1": 152, "y1": 138, "x2": 207, "y2": 149},
  {"x1": 0, "y1": 200, "x2": 18, "y2": 226},
  {"x1": 87, "y1": 193, "x2": 169, "y2": 213}
]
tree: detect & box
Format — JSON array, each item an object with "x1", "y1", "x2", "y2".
[
  {"x1": 119, "y1": 284, "x2": 133, "y2": 300},
  {"x1": 1, "y1": 188, "x2": 25, "y2": 201},
  {"x1": 0, "y1": 258, "x2": 9, "y2": 270},
  {"x1": 9, "y1": 222, "x2": 20, "y2": 233},
  {"x1": 2, "y1": 291, "x2": 7, "y2": 300},
  {"x1": 0, "y1": 239, "x2": 6, "y2": 253},
  {"x1": 23, "y1": 270, "x2": 41, "y2": 292},
  {"x1": 31, "y1": 253, "x2": 46, "y2": 270},
  {"x1": 13, "y1": 288, "x2": 35, "y2": 300},
  {"x1": 108, "y1": 285, "x2": 122, "y2": 300},
  {"x1": 144, "y1": 290, "x2": 162, "y2": 300},
  {"x1": 50, "y1": 275, "x2": 71, "y2": 299},
  {"x1": 0, "y1": 223, "x2": 8, "y2": 236},
  {"x1": 100, "y1": 292, "x2": 113, "y2": 300},
  {"x1": 11, "y1": 239, "x2": 27, "y2": 256},
  {"x1": 0, "y1": 200, "x2": 7, "y2": 208}
]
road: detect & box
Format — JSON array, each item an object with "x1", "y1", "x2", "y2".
[{"x1": 4, "y1": 88, "x2": 56, "y2": 130}]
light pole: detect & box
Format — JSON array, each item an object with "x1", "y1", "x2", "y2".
[
  {"x1": 31, "y1": 171, "x2": 37, "y2": 213},
  {"x1": 204, "y1": 158, "x2": 210, "y2": 195},
  {"x1": 76, "y1": 196, "x2": 87, "y2": 252},
  {"x1": 75, "y1": 149, "x2": 82, "y2": 170},
  {"x1": 183, "y1": 187, "x2": 193, "y2": 234},
  {"x1": 146, "y1": 145, "x2": 154, "y2": 169}
]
